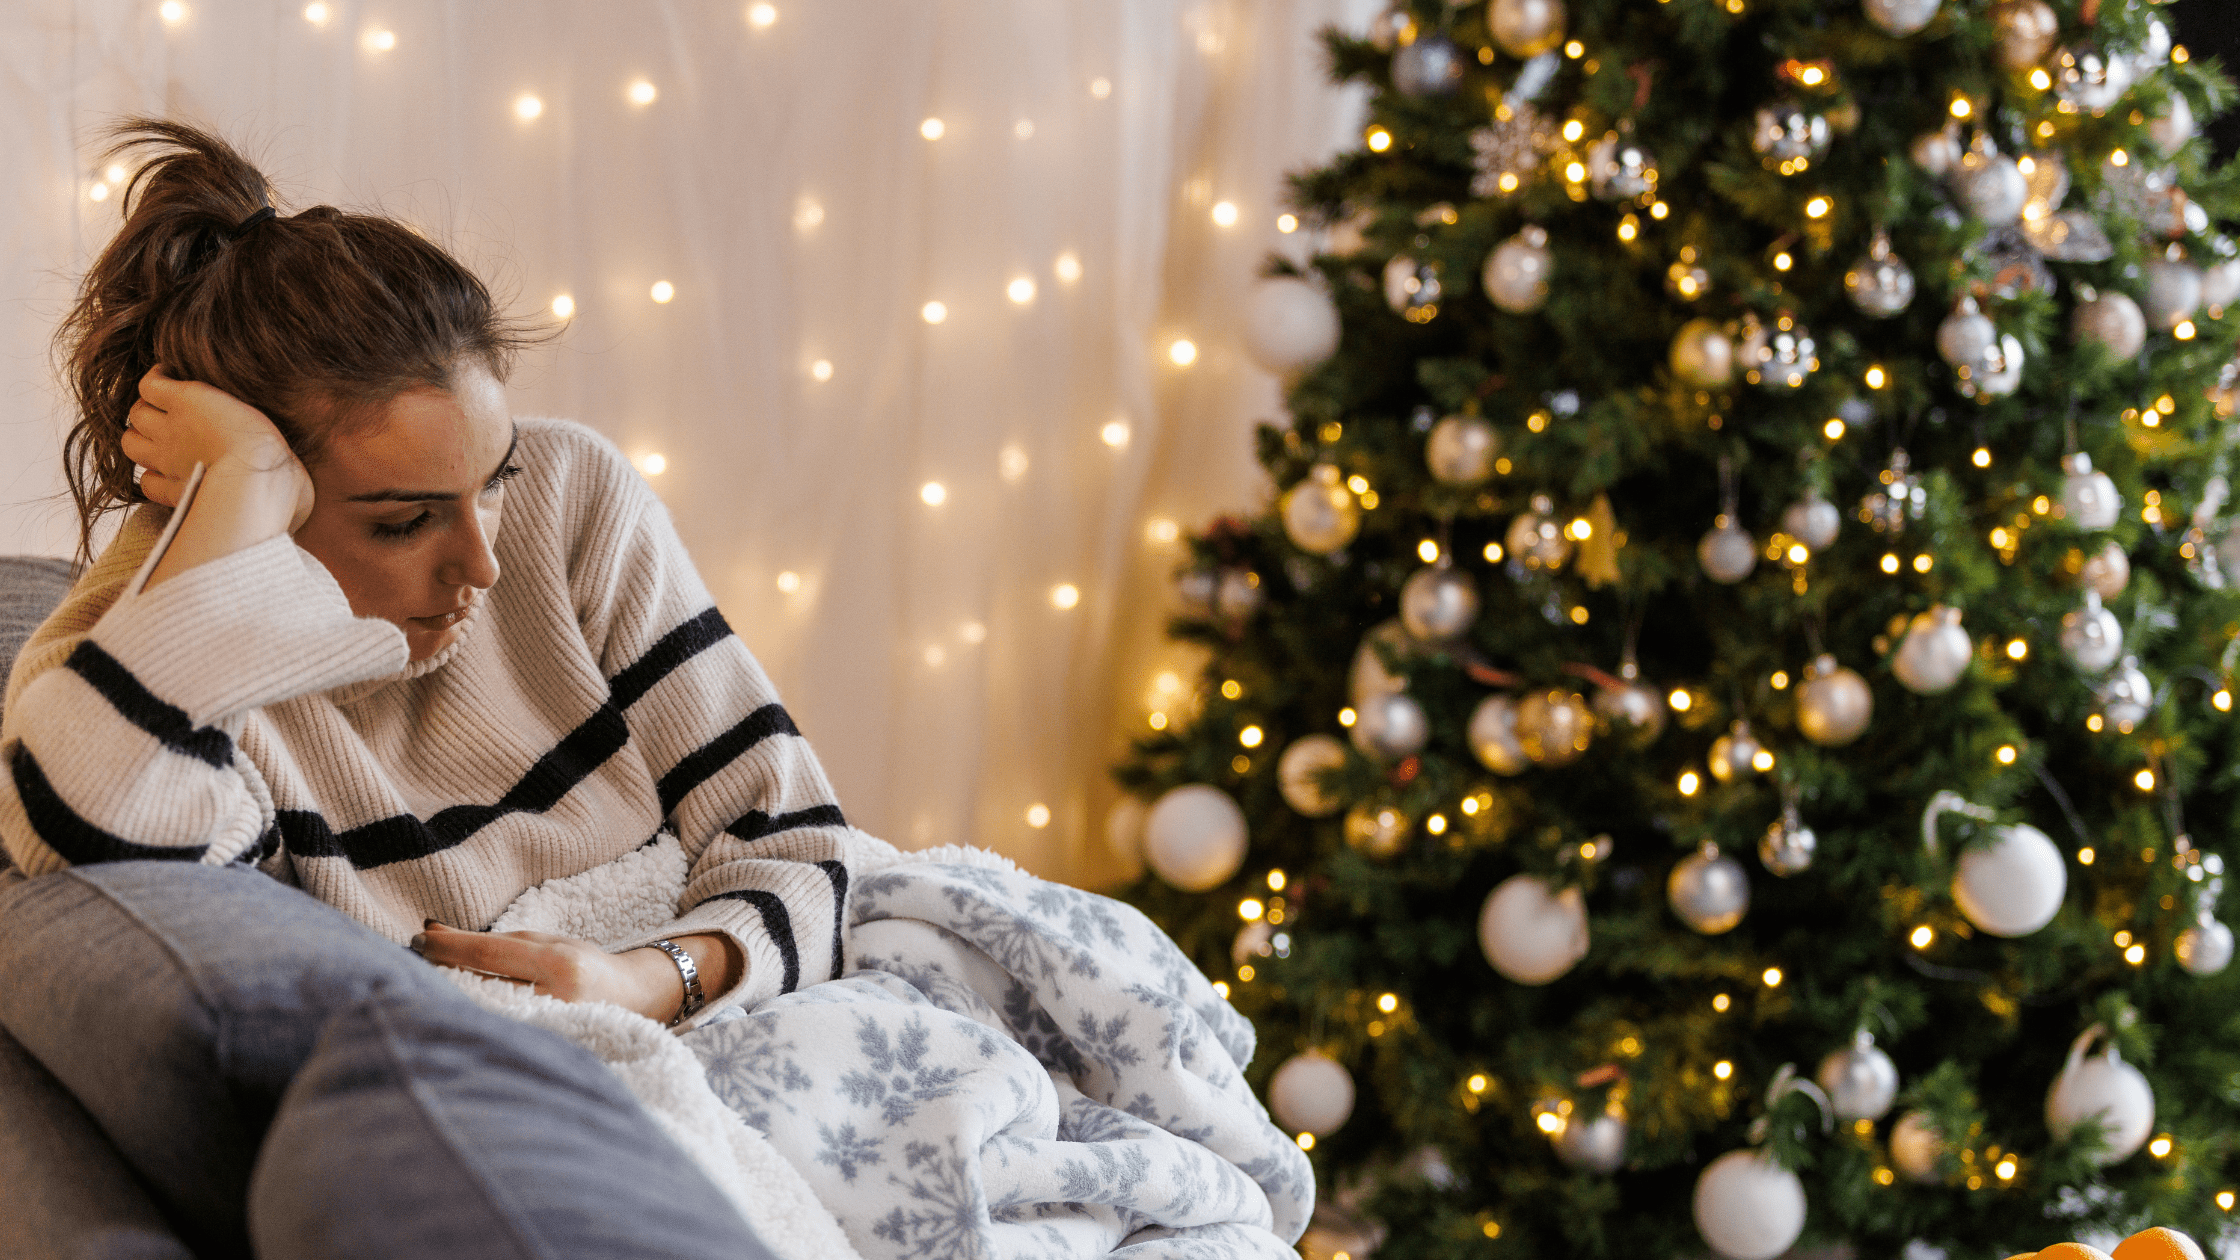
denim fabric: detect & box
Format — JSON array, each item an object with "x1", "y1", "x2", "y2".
[{"x1": 0, "y1": 862, "x2": 775, "y2": 1260}]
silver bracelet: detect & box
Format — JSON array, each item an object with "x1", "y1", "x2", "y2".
[{"x1": 648, "y1": 939, "x2": 704, "y2": 1027}]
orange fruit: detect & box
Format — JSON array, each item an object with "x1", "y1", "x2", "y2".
[
  {"x1": 2036, "y1": 1246, "x2": 2116, "y2": 1260},
  {"x1": 2113, "y1": 1228, "x2": 2206, "y2": 1260}
]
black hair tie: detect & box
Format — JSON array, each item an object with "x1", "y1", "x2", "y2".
[{"x1": 233, "y1": 205, "x2": 277, "y2": 235}]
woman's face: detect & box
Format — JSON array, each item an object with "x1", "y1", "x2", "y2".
[{"x1": 292, "y1": 363, "x2": 517, "y2": 662}]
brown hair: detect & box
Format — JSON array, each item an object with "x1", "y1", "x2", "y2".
[{"x1": 55, "y1": 117, "x2": 546, "y2": 561}]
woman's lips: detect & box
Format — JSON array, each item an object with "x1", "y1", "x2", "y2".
[{"x1": 409, "y1": 607, "x2": 471, "y2": 631}]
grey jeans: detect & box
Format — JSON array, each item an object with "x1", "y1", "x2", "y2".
[{"x1": 0, "y1": 861, "x2": 777, "y2": 1260}]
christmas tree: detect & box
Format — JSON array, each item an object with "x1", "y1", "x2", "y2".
[{"x1": 1111, "y1": 1, "x2": 2240, "y2": 1256}]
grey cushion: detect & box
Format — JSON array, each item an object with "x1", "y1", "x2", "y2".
[{"x1": 0, "y1": 556, "x2": 76, "y2": 719}]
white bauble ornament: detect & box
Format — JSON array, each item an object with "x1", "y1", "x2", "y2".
[
  {"x1": 2045, "y1": 1026, "x2": 2154, "y2": 1165},
  {"x1": 1282, "y1": 465, "x2": 1361, "y2": 555},
  {"x1": 1670, "y1": 318, "x2": 1735, "y2": 387},
  {"x1": 1936, "y1": 296, "x2": 1997, "y2": 371},
  {"x1": 1298, "y1": 1207, "x2": 1382, "y2": 1260},
  {"x1": 1669, "y1": 843, "x2": 1750, "y2": 934},
  {"x1": 1269, "y1": 1050, "x2": 1356, "y2": 1136},
  {"x1": 2055, "y1": 45, "x2": 2136, "y2": 113},
  {"x1": 1699, "y1": 517, "x2": 1758, "y2": 584},
  {"x1": 1391, "y1": 34, "x2": 1465, "y2": 97},
  {"x1": 1957, "y1": 152, "x2": 2028, "y2": 225},
  {"x1": 1349, "y1": 620, "x2": 1414, "y2": 704},
  {"x1": 2142, "y1": 254, "x2": 2203, "y2": 330},
  {"x1": 1488, "y1": 0, "x2": 1565, "y2": 58},
  {"x1": 1232, "y1": 918, "x2": 1275, "y2": 969},
  {"x1": 1517, "y1": 690, "x2": 1592, "y2": 767},
  {"x1": 1593, "y1": 669, "x2": 1667, "y2": 748},
  {"x1": 1760, "y1": 806, "x2": 1817, "y2": 876},
  {"x1": 2178, "y1": 918, "x2": 2235, "y2": 976},
  {"x1": 1143, "y1": 784, "x2": 1248, "y2": 892},
  {"x1": 2062, "y1": 453, "x2": 2121, "y2": 531},
  {"x1": 1798, "y1": 654, "x2": 1873, "y2": 746},
  {"x1": 1506, "y1": 495, "x2": 1574, "y2": 570},
  {"x1": 1709, "y1": 721, "x2": 1766, "y2": 784},
  {"x1": 1244, "y1": 277, "x2": 1341, "y2": 374},
  {"x1": 1382, "y1": 254, "x2": 1442, "y2": 318},
  {"x1": 1105, "y1": 795, "x2": 1147, "y2": 870},
  {"x1": 1426, "y1": 415, "x2": 1499, "y2": 484},
  {"x1": 2199, "y1": 258, "x2": 2240, "y2": 313},
  {"x1": 1910, "y1": 127, "x2": 1962, "y2": 178},
  {"x1": 1991, "y1": 0, "x2": 2059, "y2": 70},
  {"x1": 1951, "y1": 819, "x2": 2066, "y2": 938},
  {"x1": 1343, "y1": 801, "x2": 1412, "y2": 859},
  {"x1": 1693, "y1": 1149, "x2": 1807, "y2": 1260},
  {"x1": 1751, "y1": 101, "x2": 1831, "y2": 164},
  {"x1": 1888, "y1": 1111, "x2": 1945, "y2": 1182},
  {"x1": 1480, "y1": 874, "x2": 1589, "y2": 984},
  {"x1": 2072, "y1": 290, "x2": 2147, "y2": 362},
  {"x1": 1555, "y1": 1110, "x2": 1627, "y2": 1173},
  {"x1": 2150, "y1": 94, "x2": 2196, "y2": 156},
  {"x1": 1468, "y1": 694, "x2": 1530, "y2": 776},
  {"x1": 1277, "y1": 734, "x2": 1350, "y2": 818},
  {"x1": 2138, "y1": 17, "x2": 2173, "y2": 72},
  {"x1": 1817, "y1": 1030, "x2": 1900, "y2": 1122},
  {"x1": 1483, "y1": 226, "x2": 1552, "y2": 314},
  {"x1": 2097, "y1": 656, "x2": 2153, "y2": 733},
  {"x1": 1400, "y1": 565, "x2": 1479, "y2": 642},
  {"x1": 1351, "y1": 691, "x2": 1430, "y2": 761},
  {"x1": 2061, "y1": 590, "x2": 2123, "y2": 673},
  {"x1": 1782, "y1": 491, "x2": 1842, "y2": 551},
  {"x1": 1216, "y1": 569, "x2": 1263, "y2": 621},
  {"x1": 1845, "y1": 231, "x2": 1916, "y2": 318},
  {"x1": 1893, "y1": 605, "x2": 1972, "y2": 694},
  {"x1": 1176, "y1": 568, "x2": 1217, "y2": 617},
  {"x1": 1965, "y1": 334, "x2": 2025, "y2": 399},
  {"x1": 2081, "y1": 540, "x2": 2130, "y2": 599}
]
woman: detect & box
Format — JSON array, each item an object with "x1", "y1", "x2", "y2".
[{"x1": 0, "y1": 118, "x2": 849, "y2": 1256}]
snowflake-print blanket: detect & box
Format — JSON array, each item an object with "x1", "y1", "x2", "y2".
[{"x1": 470, "y1": 834, "x2": 1312, "y2": 1260}]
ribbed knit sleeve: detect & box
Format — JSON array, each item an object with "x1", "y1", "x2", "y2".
[
  {"x1": 553, "y1": 430, "x2": 856, "y2": 1021},
  {"x1": 0, "y1": 510, "x2": 408, "y2": 877}
]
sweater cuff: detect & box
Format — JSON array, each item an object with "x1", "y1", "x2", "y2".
[{"x1": 90, "y1": 535, "x2": 409, "y2": 723}]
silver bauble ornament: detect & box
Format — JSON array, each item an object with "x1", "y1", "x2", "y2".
[
  {"x1": 1391, "y1": 34, "x2": 1465, "y2": 97},
  {"x1": 1277, "y1": 734, "x2": 1351, "y2": 818},
  {"x1": 1751, "y1": 101, "x2": 1830, "y2": 164},
  {"x1": 2072, "y1": 289, "x2": 2147, "y2": 362},
  {"x1": 2199, "y1": 258, "x2": 2240, "y2": 313},
  {"x1": 1668, "y1": 842, "x2": 1750, "y2": 935},
  {"x1": 1468, "y1": 694, "x2": 1530, "y2": 776},
  {"x1": 1817, "y1": 1030, "x2": 1900, "y2": 1122},
  {"x1": 1382, "y1": 254, "x2": 1442, "y2": 319},
  {"x1": 1175, "y1": 568, "x2": 1218, "y2": 617},
  {"x1": 1669, "y1": 318, "x2": 1734, "y2": 387},
  {"x1": 2142, "y1": 252, "x2": 2204, "y2": 329},
  {"x1": 1349, "y1": 620, "x2": 1414, "y2": 704},
  {"x1": 1698, "y1": 516, "x2": 1758, "y2": 584},
  {"x1": 1351, "y1": 691, "x2": 1430, "y2": 761},
  {"x1": 1862, "y1": 0, "x2": 1939, "y2": 37},
  {"x1": 1782, "y1": 490, "x2": 1842, "y2": 551},
  {"x1": 1693, "y1": 1149, "x2": 1806, "y2": 1260},
  {"x1": 1760, "y1": 805, "x2": 1817, "y2": 876},
  {"x1": 2061, "y1": 452, "x2": 2122, "y2": 531},
  {"x1": 1343, "y1": 801, "x2": 1412, "y2": 859},
  {"x1": 2045, "y1": 1027, "x2": 2154, "y2": 1165},
  {"x1": 1488, "y1": 0, "x2": 1565, "y2": 58},
  {"x1": 2060, "y1": 590, "x2": 2123, "y2": 673},
  {"x1": 1506, "y1": 495, "x2": 1574, "y2": 571},
  {"x1": 1244, "y1": 277, "x2": 1342, "y2": 374},
  {"x1": 2178, "y1": 918, "x2": 2235, "y2": 976},
  {"x1": 1991, "y1": 0, "x2": 2059, "y2": 70},
  {"x1": 2081, "y1": 540, "x2": 2130, "y2": 599},
  {"x1": 1269, "y1": 1050, "x2": 1356, "y2": 1136},
  {"x1": 1282, "y1": 465, "x2": 1361, "y2": 555},
  {"x1": 2054, "y1": 45, "x2": 2136, "y2": 114},
  {"x1": 1845, "y1": 230, "x2": 1916, "y2": 318},
  {"x1": 1555, "y1": 1110, "x2": 1627, "y2": 1173},
  {"x1": 1798, "y1": 654, "x2": 1873, "y2": 746},
  {"x1": 2097, "y1": 656, "x2": 2153, "y2": 733},
  {"x1": 1482, "y1": 225, "x2": 1552, "y2": 314},
  {"x1": 1893, "y1": 605, "x2": 1972, "y2": 695},
  {"x1": 1966, "y1": 333, "x2": 2025, "y2": 399},
  {"x1": 1517, "y1": 690, "x2": 1592, "y2": 766},
  {"x1": 1936, "y1": 296, "x2": 1997, "y2": 370},
  {"x1": 1366, "y1": 3, "x2": 1414, "y2": 51},
  {"x1": 2150, "y1": 94, "x2": 2196, "y2": 156},
  {"x1": 1426, "y1": 414, "x2": 1500, "y2": 484},
  {"x1": 1400, "y1": 564, "x2": 1480, "y2": 642},
  {"x1": 1479, "y1": 873, "x2": 1589, "y2": 984},
  {"x1": 1739, "y1": 313, "x2": 1816, "y2": 392},
  {"x1": 1910, "y1": 126, "x2": 1962, "y2": 178},
  {"x1": 1232, "y1": 918, "x2": 1275, "y2": 968},
  {"x1": 1956, "y1": 152, "x2": 2029, "y2": 225},
  {"x1": 1586, "y1": 133, "x2": 1658, "y2": 201},
  {"x1": 1216, "y1": 569, "x2": 1263, "y2": 620},
  {"x1": 1593, "y1": 666, "x2": 1667, "y2": 748},
  {"x1": 1709, "y1": 721, "x2": 1767, "y2": 784},
  {"x1": 1143, "y1": 784, "x2": 1249, "y2": 891},
  {"x1": 1889, "y1": 1111, "x2": 1945, "y2": 1183}
]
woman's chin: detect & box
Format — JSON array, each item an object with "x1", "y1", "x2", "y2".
[{"x1": 403, "y1": 623, "x2": 461, "y2": 662}]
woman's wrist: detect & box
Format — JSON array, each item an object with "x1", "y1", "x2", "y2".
[{"x1": 145, "y1": 458, "x2": 312, "y2": 589}]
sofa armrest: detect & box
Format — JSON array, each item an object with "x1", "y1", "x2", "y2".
[{"x1": 0, "y1": 1024, "x2": 196, "y2": 1258}]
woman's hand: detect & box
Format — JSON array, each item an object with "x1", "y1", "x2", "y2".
[
  {"x1": 410, "y1": 921, "x2": 692, "y2": 1024},
  {"x1": 122, "y1": 364, "x2": 314, "y2": 531}
]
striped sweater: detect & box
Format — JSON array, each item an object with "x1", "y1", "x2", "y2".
[{"x1": 0, "y1": 419, "x2": 853, "y2": 1025}]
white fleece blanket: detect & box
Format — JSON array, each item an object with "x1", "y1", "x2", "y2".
[{"x1": 445, "y1": 834, "x2": 1312, "y2": 1260}]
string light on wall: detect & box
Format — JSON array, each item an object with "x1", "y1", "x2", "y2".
[
  {"x1": 1054, "y1": 252, "x2": 1083, "y2": 284},
  {"x1": 88, "y1": 182, "x2": 110, "y2": 202},
  {"x1": 960, "y1": 621, "x2": 987, "y2": 644},
  {"x1": 920, "y1": 118, "x2": 946, "y2": 141},
  {"x1": 921, "y1": 300, "x2": 948, "y2": 324},
  {"x1": 1007, "y1": 277, "x2": 1037, "y2": 305},
  {"x1": 745, "y1": 3, "x2": 777, "y2": 28},
  {"x1": 1014, "y1": 120, "x2": 1034, "y2": 139},
  {"x1": 551, "y1": 294, "x2": 576, "y2": 319},
  {"x1": 627, "y1": 79, "x2": 658, "y2": 106},
  {"x1": 1090, "y1": 77, "x2": 1113, "y2": 99},
  {"x1": 159, "y1": 1, "x2": 187, "y2": 24},
  {"x1": 923, "y1": 644, "x2": 946, "y2": 666},
  {"x1": 793, "y1": 196, "x2": 824, "y2": 232},
  {"x1": 1168, "y1": 338, "x2": 1199, "y2": 367},
  {"x1": 1025, "y1": 803, "x2": 1052, "y2": 828},
  {"x1": 920, "y1": 481, "x2": 948, "y2": 507},
  {"x1": 1051, "y1": 583, "x2": 1082, "y2": 610},
  {"x1": 1211, "y1": 201, "x2": 1239, "y2": 227},
  {"x1": 514, "y1": 95, "x2": 544, "y2": 121},
  {"x1": 775, "y1": 571, "x2": 802, "y2": 594},
  {"x1": 302, "y1": 2, "x2": 330, "y2": 25},
  {"x1": 1276, "y1": 213, "x2": 1298, "y2": 233},
  {"x1": 810, "y1": 359, "x2": 834, "y2": 382},
  {"x1": 1145, "y1": 518, "x2": 1180, "y2": 544},
  {"x1": 649, "y1": 280, "x2": 675, "y2": 304},
  {"x1": 633, "y1": 452, "x2": 667, "y2": 476},
  {"x1": 1000, "y1": 445, "x2": 1030, "y2": 482},
  {"x1": 363, "y1": 28, "x2": 396, "y2": 52},
  {"x1": 1101, "y1": 419, "x2": 1131, "y2": 448}
]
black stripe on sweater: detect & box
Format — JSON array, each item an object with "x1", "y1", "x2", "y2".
[
  {"x1": 657, "y1": 703, "x2": 798, "y2": 816},
  {"x1": 709, "y1": 889, "x2": 801, "y2": 993},
  {"x1": 609, "y1": 608, "x2": 732, "y2": 709},
  {"x1": 725, "y1": 803, "x2": 847, "y2": 843},
  {"x1": 817, "y1": 859, "x2": 849, "y2": 981},
  {"x1": 8, "y1": 746, "x2": 210, "y2": 865},
  {"x1": 65, "y1": 642, "x2": 233, "y2": 768}
]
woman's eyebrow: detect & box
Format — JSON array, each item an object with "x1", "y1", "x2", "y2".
[{"x1": 345, "y1": 425, "x2": 521, "y2": 503}]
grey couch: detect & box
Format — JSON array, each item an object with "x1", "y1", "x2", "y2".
[{"x1": 1, "y1": 555, "x2": 203, "y2": 1257}]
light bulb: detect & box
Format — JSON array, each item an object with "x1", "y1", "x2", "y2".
[
  {"x1": 920, "y1": 117, "x2": 945, "y2": 141},
  {"x1": 1101, "y1": 420, "x2": 1130, "y2": 448},
  {"x1": 649, "y1": 280, "x2": 675, "y2": 304},
  {"x1": 1051, "y1": 583, "x2": 1081, "y2": 610},
  {"x1": 919, "y1": 481, "x2": 947, "y2": 506},
  {"x1": 1089, "y1": 76, "x2": 1112, "y2": 99},
  {"x1": 746, "y1": 2, "x2": 777, "y2": 27},
  {"x1": 514, "y1": 95, "x2": 544, "y2": 121},
  {"x1": 363, "y1": 28, "x2": 396, "y2": 51},
  {"x1": 1054, "y1": 252, "x2": 1083, "y2": 284},
  {"x1": 87, "y1": 183, "x2": 110, "y2": 202},
  {"x1": 1211, "y1": 201, "x2": 1239, "y2": 227},
  {"x1": 920, "y1": 300, "x2": 947, "y2": 324},
  {"x1": 633, "y1": 452, "x2": 667, "y2": 476},
  {"x1": 1007, "y1": 277, "x2": 1036, "y2": 305},
  {"x1": 627, "y1": 79, "x2": 657, "y2": 106},
  {"x1": 810, "y1": 359, "x2": 833, "y2": 382},
  {"x1": 550, "y1": 295, "x2": 575, "y2": 319},
  {"x1": 302, "y1": 1, "x2": 330, "y2": 24},
  {"x1": 1168, "y1": 338, "x2": 1198, "y2": 367},
  {"x1": 775, "y1": 571, "x2": 802, "y2": 593},
  {"x1": 793, "y1": 196, "x2": 824, "y2": 232},
  {"x1": 159, "y1": 0, "x2": 186, "y2": 22},
  {"x1": 1014, "y1": 119, "x2": 1034, "y2": 139},
  {"x1": 1025, "y1": 803, "x2": 1051, "y2": 828}
]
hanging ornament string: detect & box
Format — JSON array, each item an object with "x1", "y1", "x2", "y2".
[
  {"x1": 2026, "y1": 762, "x2": 2094, "y2": 849},
  {"x1": 1560, "y1": 660, "x2": 1628, "y2": 690},
  {"x1": 1920, "y1": 790, "x2": 1997, "y2": 859},
  {"x1": 1746, "y1": 1064, "x2": 1834, "y2": 1146}
]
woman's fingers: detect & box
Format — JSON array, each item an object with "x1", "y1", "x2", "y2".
[{"x1": 410, "y1": 924, "x2": 593, "y2": 998}]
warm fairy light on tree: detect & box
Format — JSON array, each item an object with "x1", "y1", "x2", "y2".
[{"x1": 1168, "y1": 338, "x2": 1198, "y2": 367}]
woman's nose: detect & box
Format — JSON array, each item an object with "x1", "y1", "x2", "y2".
[{"x1": 438, "y1": 507, "x2": 501, "y2": 591}]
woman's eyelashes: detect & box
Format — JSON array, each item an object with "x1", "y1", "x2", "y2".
[{"x1": 369, "y1": 464, "x2": 522, "y2": 539}]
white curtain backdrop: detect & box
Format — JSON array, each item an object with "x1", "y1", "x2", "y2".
[{"x1": 0, "y1": 0, "x2": 1370, "y2": 883}]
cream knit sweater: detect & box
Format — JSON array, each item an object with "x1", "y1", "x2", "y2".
[{"x1": 0, "y1": 419, "x2": 853, "y2": 1025}]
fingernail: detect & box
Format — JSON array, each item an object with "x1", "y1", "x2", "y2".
[
  {"x1": 424, "y1": 919, "x2": 444, "y2": 930},
  {"x1": 409, "y1": 934, "x2": 429, "y2": 952}
]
